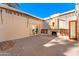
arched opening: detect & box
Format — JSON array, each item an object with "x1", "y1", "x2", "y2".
[{"x1": 52, "y1": 32, "x2": 57, "y2": 36}]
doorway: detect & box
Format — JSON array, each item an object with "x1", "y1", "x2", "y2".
[
  {"x1": 52, "y1": 32, "x2": 57, "y2": 37},
  {"x1": 69, "y1": 21, "x2": 77, "y2": 40},
  {"x1": 32, "y1": 25, "x2": 38, "y2": 35},
  {"x1": 41, "y1": 29, "x2": 48, "y2": 34}
]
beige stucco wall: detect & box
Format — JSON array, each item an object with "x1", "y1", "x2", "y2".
[
  {"x1": 41, "y1": 20, "x2": 50, "y2": 29},
  {"x1": 59, "y1": 20, "x2": 68, "y2": 29},
  {"x1": 28, "y1": 17, "x2": 43, "y2": 36},
  {"x1": 77, "y1": 20, "x2": 79, "y2": 40},
  {"x1": 49, "y1": 17, "x2": 68, "y2": 30},
  {"x1": 0, "y1": 9, "x2": 43, "y2": 42},
  {"x1": 49, "y1": 13, "x2": 77, "y2": 30},
  {"x1": 67, "y1": 15, "x2": 77, "y2": 29},
  {"x1": 49, "y1": 18, "x2": 58, "y2": 29}
]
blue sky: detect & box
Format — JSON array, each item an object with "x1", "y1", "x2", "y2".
[{"x1": 19, "y1": 3, "x2": 75, "y2": 18}]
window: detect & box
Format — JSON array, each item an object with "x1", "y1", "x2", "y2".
[
  {"x1": 22, "y1": 14, "x2": 25, "y2": 17},
  {"x1": 2, "y1": 9, "x2": 6, "y2": 13},
  {"x1": 16, "y1": 12, "x2": 18, "y2": 16},
  {"x1": 14, "y1": 12, "x2": 19, "y2": 16},
  {"x1": 20, "y1": 13, "x2": 22, "y2": 16},
  {"x1": 21, "y1": 14, "x2": 23, "y2": 16},
  {"x1": 9, "y1": 11, "x2": 12, "y2": 14},
  {"x1": 18, "y1": 13, "x2": 20, "y2": 16},
  {"x1": 6, "y1": 10, "x2": 8, "y2": 13},
  {"x1": 52, "y1": 22, "x2": 55, "y2": 27},
  {"x1": 41, "y1": 29, "x2": 48, "y2": 34},
  {"x1": 6, "y1": 10, "x2": 12, "y2": 14},
  {"x1": 6, "y1": 9, "x2": 9, "y2": 13},
  {"x1": 14, "y1": 12, "x2": 16, "y2": 15},
  {"x1": 0, "y1": 8, "x2": 2, "y2": 14},
  {"x1": 17, "y1": 12, "x2": 19, "y2": 16},
  {"x1": 23, "y1": 14, "x2": 26, "y2": 17},
  {"x1": 66, "y1": 14, "x2": 69, "y2": 18}
]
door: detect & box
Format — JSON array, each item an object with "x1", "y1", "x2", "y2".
[
  {"x1": 32, "y1": 25, "x2": 38, "y2": 35},
  {"x1": 69, "y1": 21, "x2": 77, "y2": 40}
]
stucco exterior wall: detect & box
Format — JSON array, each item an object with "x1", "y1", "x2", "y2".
[
  {"x1": 50, "y1": 13, "x2": 76, "y2": 30},
  {"x1": 59, "y1": 20, "x2": 68, "y2": 29},
  {"x1": 77, "y1": 20, "x2": 79, "y2": 40},
  {"x1": 0, "y1": 8, "x2": 43, "y2": 42},
  {"x1": 28, "y1": 17, "x2": 42, "y2": 36},
  {"x1": 49, "y1": 17, "x2": 67, "y2": 30},
  {"x1": 49, "y1": 18, "x2": 58, "y2": 29}
]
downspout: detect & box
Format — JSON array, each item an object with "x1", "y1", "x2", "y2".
[
  {"x1": 27, "y1": 16, "x2": 29, "y2": 28},
  {"x1": 57, "y1": 18, "x2": 60, "y2": 36},
  {"x1": 1, "y1": 8, "x2": 3, "y2": 24},
  {"x1": 27, "y1": 16, "x2": 30, "y2": 36},
  {"x1": 58, "y1": 18, "x2": 59, "y2": 30}
]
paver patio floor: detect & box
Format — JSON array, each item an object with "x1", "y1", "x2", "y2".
[{"x1": 0, "y1": 35, "x2": 79, "y2": 56}]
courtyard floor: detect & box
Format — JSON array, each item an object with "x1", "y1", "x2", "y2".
[{"x1": 0, "y1": 35, "x2": 79, "y2": 56}]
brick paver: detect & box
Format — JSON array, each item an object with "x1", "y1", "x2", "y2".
[{"x1": 0, "y1": 35, "x2": 79, "y2": 56}]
